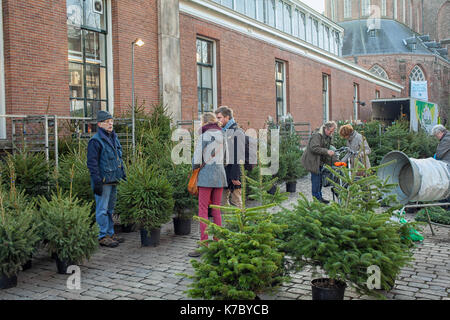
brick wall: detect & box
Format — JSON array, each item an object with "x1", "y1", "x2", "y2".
[
  {"x1": 179, "y1": 12, "x2": 399, "y2": 131},
  {"x1": 346, "y1": 54, "x2": 450, "y2": 118},
  {"x1": 1, "y1": 0, "x2": 161, "y2": 121},
  {"x1": 327, "y1": 0, "x2": 422, "y2": 28},
  {"x1": 110, "y1": 0, "x2": 160, "y2": 116},
  {"x1": 2, "y1": 0, "x2": 68, "y2": 116}
]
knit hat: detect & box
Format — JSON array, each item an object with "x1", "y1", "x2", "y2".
[{"x1": 97, "y1": 110, "x2": 113, "y2": 123}]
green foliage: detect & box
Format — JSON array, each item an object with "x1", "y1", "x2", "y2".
[
  {"x1": 0, "y1": 186, "x2": 40, "y2": 277},
  {"x1": 416, "y1": 206, "x2": 450, "y2": 225},
  {"x1": 183, "y1": 165, "x2": 288, "y2": 300},
  {"x1": 58, "y1": 142, "x2": 93, "y2": 205},
  {"x1": 277, "y1": 119, "x2": 308, "y2": 183},
  {"x1": 247, "y1": 162, "x2": 288, "y2": 206},
  {"x1": 1, "y1": 150, "x2": 54, "y2": 198},
  {"x1": 116, "y1": 157, "x2": 174, "y2": 230},
  {"x1": 273, "y1": 164, "x2": 416, "y2": 299},
  {"x1": 38, "y1": 192, "x2": 98, "y2": 263},
  {"x1": 165, "y1": 163, "x2": 197, "y2": 219}
]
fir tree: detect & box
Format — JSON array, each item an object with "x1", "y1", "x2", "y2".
[{"x1": 183, "y1": 165, "x2": 288, "y2": 300}]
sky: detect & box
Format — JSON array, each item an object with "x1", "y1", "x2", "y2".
[{"x1": 300, "y1": 0, "x2": 325, "y2": 14}]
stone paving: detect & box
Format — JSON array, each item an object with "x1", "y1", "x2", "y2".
[{"x1": 0, "y1": 176, "x2": 449, "y2": 300}]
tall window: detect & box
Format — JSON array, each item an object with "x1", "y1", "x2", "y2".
[
  {"x1": 322, "y1": 74, "x2": 330, "y2": 123},
  {"x1": 299, "y1": 11, "x2": 306, "y2": 40},
  {"x1": 275, "y1": 60, "x2": 286, "y2": 122},
  {"x1": 330, "y1": 0, "x2": 336, "y2": 21},
  {"x1": 381, "y1": 0, "x2": 387, "y2": 16},
  {"x1": 361, "y1": 0, "x2": 371, "y2": 17},
  {"x1": 67, "y1": 0, "x2": 108, "y2": 118},
  {"x1": 409, "y1": 65, "x2": 425, "y2": 82},
  {"x1": 402, "y1": 0, "x2": 406, "y2": 23},
  {"x1": 370, "y1": 64, "x2": 389, "y2": 79},
  {"x1": 283, "y1": 2, "x2": 292, "y2": 34},
  {"x1": 394, "y1": 0, "x2": 398, "y2": 19},
  {"x1": 353, "y1": 83, "x2": 359, "y2": 120},
  {"x1": 324, "y1": 26, "x2": 330, "y2": 51},
  {"x1": 335, "y1": 31, "x2": 341, "y2": 55},
  {"x1": 344, "y1": 0, "x2": 352, "y2": 18},
  {"x1": 267, "y1": 0, "x2": 276, "y2": 27},
  {"x1": 312, "y1": 20, "x2": 319, "y2": 46},
  {"x1": 197, "y1": 38, "x2": 215, "y2": 114}
]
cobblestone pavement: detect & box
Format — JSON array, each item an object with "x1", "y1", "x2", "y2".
[{"x1": 1, "y1": 176, "x2": 449, "y2": 300}]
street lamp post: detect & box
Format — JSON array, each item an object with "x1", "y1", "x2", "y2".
[{"x1": 131, "y1": 38, "x2": 145, "y2": 155}]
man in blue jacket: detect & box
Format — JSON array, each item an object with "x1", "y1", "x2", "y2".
[{"x1": 87, "y1": 110, "x2": 126, "y2": 248}]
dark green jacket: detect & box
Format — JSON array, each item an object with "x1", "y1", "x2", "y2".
[{"x1": 301, "y1": 129, "x2": 335, "y2": 174}]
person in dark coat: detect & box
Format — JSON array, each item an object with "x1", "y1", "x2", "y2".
[
  {"x1": 215, "y1": 106, "x2": 245, "y2": 208},
  {"x1": 87, "y1": 110, "x2": 126, "y2": 248},
  {"x1": 301, "y1": 121, "x2": 337, "y2": 203},
  {"x1": 432, "y1": 125, "x2": 450, "y2": 165}
]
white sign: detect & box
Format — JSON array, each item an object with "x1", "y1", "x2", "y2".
[{"x1": 411, "y1": 81, "x2": 428, "y2": 101}]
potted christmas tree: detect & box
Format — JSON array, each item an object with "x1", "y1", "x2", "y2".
[
  {"x1": 278, "y1": 118, "x2": 306, "y2": 193},
  {"x1": 274, "y1": 163, "x2": 417, "y2": 300},
  {"x1": 166, "y1": 163, "x2": 197, "y2": 235},
  {"x1": 38, "y1": 191, "x2": 98, "y2": 274},
  {"x1": 0, "y1": 185, "x2": 40, "y2": 289},
  {"x1": 116, "y1": 158, "x2": 174, "y2": 247},
  {"x1": 182, "y1": 165, "x2": 288, "y2": 300}
]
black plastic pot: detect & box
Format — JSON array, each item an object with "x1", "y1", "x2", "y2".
[
  {"x1": 173, "y1": 217, "x2": 192, "y2": 236},
  {"x1": 140, "y1": 228, "x2": 161, "y2": 247},
  {"x1": 311, "y1": 278, "x2": 347, "y2": 300},
  {"x1": 0, "y1": 273, "x2": 17, "y2": 290},
  {"x1": 121, "y1": 224, "x2": 134, "y2": 233},
  {"x1": 268, "y1": 185, "x2": 277, "y2": 195},
  {"x1": 22, "y1": 259, "x2": 32, "y2": 271},
  {"x1": 55, "y1": 257, "x2": 75, "y2": 275},
  {"x1": 286, "y1": 182, "x2": 297, "y2": 193}
]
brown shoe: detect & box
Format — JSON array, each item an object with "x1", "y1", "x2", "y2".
[
  {"x1": 99, "y1": 236, "x2": 119, "y2": 248},
  {"x1": 111, "y1": 234, "x2": 125, "y2": 243}
]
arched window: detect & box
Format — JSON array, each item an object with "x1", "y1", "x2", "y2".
[
  {"x1": 370, "y1": 64, "x2": 389, "y2": 79},
  {"x1": 409, "y1": 65, "x2": 425, "y2": 81}
]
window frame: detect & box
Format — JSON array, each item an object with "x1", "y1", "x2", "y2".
[
  {"x1": 344, "y1": 0, "x2": 352, "y2": 19},
  {"x1": 322, "y1": 74, "x2": 330, "y2": 123},
  {"x1": 353, "y1": 83, "x2": 360, "y2": 121},
  {"x1": 196, "y1": 37, "x2": 217, "y2": 115},
  {"x1": 275, "y1": 60, "x2": 287, "y2": 122},
  {"x1": 68, "y1": 0, "x2": 109, "y2": 119}
]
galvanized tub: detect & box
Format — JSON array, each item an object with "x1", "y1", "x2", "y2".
[{"x1": 378, "y1": 151, "x2": 450, "y2": 204}]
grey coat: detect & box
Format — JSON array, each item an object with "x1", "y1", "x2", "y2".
[
  {"x1": 436, "y1": 131, "x2": 450, "y2": 164},
  {"x1": 192, "y1": 128, "x2": 228, "y2": 188},
  {"x1": 341, "y1": 131, "x2": 371, "y2": 169}
]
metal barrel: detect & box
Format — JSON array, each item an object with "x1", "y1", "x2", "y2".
[{"x1": 378, "y1": 151, "x2": 450, "y2": 204}]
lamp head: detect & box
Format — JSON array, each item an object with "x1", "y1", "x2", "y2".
[{"x1": 133, "y1": 38, "x2": 145, "y2": 47}]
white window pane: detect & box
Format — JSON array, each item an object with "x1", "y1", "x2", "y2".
[
  {"x1": 283, "y1": 3, "x2": 291, "y2": 34},
  {"x1": 293, "y1": 9, "x2": 299, "y2": 37},
  {"x1": 247, "y1": 0, "x2": 256, "y2": 19},
  {"x1": 236, "y1": 0, "x2": 245, "y2": 13},
  {"x1": 202, "y1": 67, "x2": 213, "y2": 89},
  {"x1": 276, "y1": 0, "x2": 283, "y2": 30},
  {"x1": 267, "y1": 0, "x2": 275, "y2": 26},
  {"x1": 222, "y1": 0, "x2": 233, "y2": 8},
  {"x1": 257, "y1": 0, "x2": 265, "y2": 22}
]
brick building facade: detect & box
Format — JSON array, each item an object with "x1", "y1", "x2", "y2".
[
  {"x1": 324, "y1": 0, "x2": 449, "y2": 119},
  {"x1": 0, "y1": 0, "x2": 403, "y2": 141}
]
